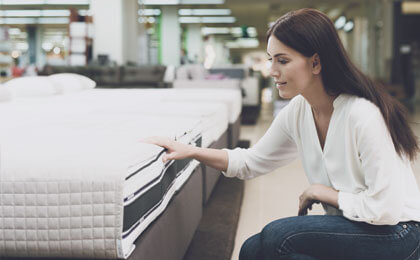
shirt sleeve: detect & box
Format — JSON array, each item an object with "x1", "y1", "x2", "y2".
[
  {"x1": 222, "y1": 98, "x2": 299, "y2": 180},
  {"x1": 337, "y1": 105, "x2": 404, "y2": 225}
]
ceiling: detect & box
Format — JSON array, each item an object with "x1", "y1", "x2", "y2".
[
  {"x1": 0, "y1": 0, "x2": 371, "y2": 41},
  {"x1": 150, "y1": 0, "x2": 371, "y2": 44}
]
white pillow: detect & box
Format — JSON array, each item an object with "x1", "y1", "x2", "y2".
[
  {"x1": 4, "y1": 76, "x2": 58, "y2": 97},
  {"x1": 48, "y1": 73, "x2": 96, "y2": 94},
  {"x1": 0, "y1": 86, "x2": 12, "y2": 102}
]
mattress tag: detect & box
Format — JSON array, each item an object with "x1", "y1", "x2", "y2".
[{"x1": 116, "y1": 239, "x2": 124, "y2": 259}]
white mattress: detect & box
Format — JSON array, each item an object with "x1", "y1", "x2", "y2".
[
  {"x1": 0, "y1": 88, "x2": 232, "y2": 258},
  {"x1": 58, "y1": 88, "x2": 242, "y2": 124},
  {"x1": 90, "y1": 101, "x2": 227, "y2": 148},
  {"x1": 0, "y1": 107, "x2": 202, "y2": 258},
  {"x1": 2, "y1": 91, "x2": 229, "y2": 148},
  {"x1": 160, "y1": 88, "x2": 242, "y2": 123}
]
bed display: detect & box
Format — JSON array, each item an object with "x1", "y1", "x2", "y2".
[{"x1": 0, "y1": 82, "x2": 241, "y2": 259}]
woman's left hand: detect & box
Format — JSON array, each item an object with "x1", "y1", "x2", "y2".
[{"x1": 298, "y1": 184, "x2": 338, "y2": 216}]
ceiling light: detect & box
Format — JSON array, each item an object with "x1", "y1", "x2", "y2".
[
  {"x1": 201, "y1": 26, "x2": 257, "y2": 37},
  {"x1": 179, "y1": 17, "x2": 201, "y2": 23},
  {"x1": 343, "y1": 20, "x2": 354, "y2": 32},
  {"x1": 402, "y1": 1, "x2": 420, "y2": 14},
  {"x1": 140, "y1": 0, "x2": 178, "y2": 4},
  {"x1": 0, "y1": 0, "x2": 89, "y2": 4},
  {"x1": 0, "y1": 18, "x2": 36, "y2": 24},
  {"x1": 44, "y1": 0, "x2": 90, "y2": 4},
  {"x1": 38, "y1": 17, "x2": 69, "y2": 24},
  {"x1": 3, "y1": 10, "x2": 42, "y2": 16},
  {"x1": 334, "y1": 16, "x2": 346, "y2": 30},
  {"x1": 0, "y1": 17, "x2": 68, "y2": 24},
  {"x1": 0, "y1": 9, "x2": 71, "y2": 17},
  {"x1": 179, "y1": 16, "x2": 236, "y2": 23},
  {"x1": 138, "y1": 9, "x2": 161, "y2": 16},
  {"x1": 201, "y1": 17, "x2": 235, "y2": 23},
  {"x1": 179, "y1": 9, "x2": 231, "y2": 16},
  {"x1": 42, "y1": 10, "x2": 71, "y2": 16},
  {"x1": 181, "y1": 0, "x2": 224, "y2": 3},
  {"x1": 0, "y1": 0, "x2": 43, "y2": 4},
  {"x1": 140, "y1": 0, "x2": 224, "y2": 5},
  {"x1": 201, "y1": 27, "x2": 230, "y2": 35}
]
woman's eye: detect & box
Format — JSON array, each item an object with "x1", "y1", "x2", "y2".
[{"x1": 278, "y1": 59, "x2": 288, "y2": 64}]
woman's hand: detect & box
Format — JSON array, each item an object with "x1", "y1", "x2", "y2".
[
  {"x1": 298, "y1": 184, "x2": 339, "y2": 216},
  {"x1": 141, "y1": 136, "x2": 195, "y2": 163}
]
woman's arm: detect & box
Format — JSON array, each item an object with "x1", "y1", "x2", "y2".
[
  {"x1": 144, "y1": 96, "x2": 301, "y2": 180},
  {"x1": 142, "y1": 136, "x2": 228, "y2": 172}
]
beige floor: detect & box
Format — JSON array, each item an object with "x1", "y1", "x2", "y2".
[{"x1": 230, "y1": 100, "x2": 420, "y2": 260}]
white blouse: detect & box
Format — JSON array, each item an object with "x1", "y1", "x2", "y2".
[{"x1": 224, "y1": 94, "x2": 420, "y2": 225}]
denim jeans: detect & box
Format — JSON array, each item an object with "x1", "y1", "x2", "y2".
[{"x1": 239, "y1": 215, "x2": 420, "y2": 260}]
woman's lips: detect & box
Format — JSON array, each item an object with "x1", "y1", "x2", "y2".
[{"x1": 276, "y1": 82, "x2": 287, "y2": 88}]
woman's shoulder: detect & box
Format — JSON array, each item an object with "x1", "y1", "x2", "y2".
[{"x1": 344, "y1": 95, "x2": 382, "y2": 125}]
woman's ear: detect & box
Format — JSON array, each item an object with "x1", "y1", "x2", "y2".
[{"x1": 312, "y1": 54, "x2": 321, "y2": 74}]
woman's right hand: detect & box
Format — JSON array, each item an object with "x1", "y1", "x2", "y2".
[{"x1": 141, "y1": 136, "x2": 195, "y2": 163}]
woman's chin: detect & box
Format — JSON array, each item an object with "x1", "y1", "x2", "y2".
[{"x1": 278, "y1": 90, "x2": 292, "y2": 99}]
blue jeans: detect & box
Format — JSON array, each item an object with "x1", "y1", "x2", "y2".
[{"x1": 239, "y1": 215, "x2": 420, "y2": 260}]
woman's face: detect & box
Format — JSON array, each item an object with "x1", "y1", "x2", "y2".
[{"x1": 267, "y1": 36, "x2": 317, "y2": 99}]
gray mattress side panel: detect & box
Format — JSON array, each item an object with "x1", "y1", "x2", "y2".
[
  {"x1": 203, "y1": 130, "x2": 228, "y2": 204},
  {"x1": 228, "y1": 116, "x2": 241, "y2": 149},
  {"x1": 127, "y1": 166, "x2": 203, "y2": 260}
]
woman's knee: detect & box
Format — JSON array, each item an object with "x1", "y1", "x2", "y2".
[
  {"x1": 260, "y1": 217, "x2": 299, "y2": 257},
  {"x1": 239, "y1": 233, "x2": 262, "y2": 260}
]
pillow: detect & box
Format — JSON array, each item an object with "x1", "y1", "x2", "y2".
[
  {"x1": 4, "y1": 76, "x2": 58, "y2": 97},
  {"x1": 0, "y1": 86, "x2": 12, "y2": 102},
  {"x1": 48, "y1": 73, "x2": 96, "y2": 94}
]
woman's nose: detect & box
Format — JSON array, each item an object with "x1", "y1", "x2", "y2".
[{"x1": 269, "y1": 65, "x2": 280, "y2": 78}]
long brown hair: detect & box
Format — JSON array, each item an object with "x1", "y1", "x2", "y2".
[{"x1": 267, "y1": 8, "x2": 419, "y2": 161}]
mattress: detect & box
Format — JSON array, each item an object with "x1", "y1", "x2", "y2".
[
  {"x1": 50, "y1": 88, "x2": 242, "y2": 124},
  {"x1": 0, "y1": 112, "x2": 202, "y2": 259},
  {"x1": 159, "y1": 88, "x2": 242, "y2": 124},
  {"x1": 2, "y1": 92, "x2": 229, "y2": 148},
  {"x1": 89, "y1": 102, "x2": 227, "y2": 148}
]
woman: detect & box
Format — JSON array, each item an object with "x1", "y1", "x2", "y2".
[{"x1": 145, "y1": 8, "x2": 420, "y2": 260}]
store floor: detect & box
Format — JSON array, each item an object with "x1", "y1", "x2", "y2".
[{"x1": 230, "y1": 99, "x2": 420, "y2": 260}]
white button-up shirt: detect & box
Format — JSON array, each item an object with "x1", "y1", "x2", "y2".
[{"x1": 224, "y1": 94, "x2": 420, "y2": 225}]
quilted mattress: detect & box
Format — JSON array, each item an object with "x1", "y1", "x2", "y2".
[{"x1": 0, "y1": 113, "x2": 202, "y2": 259}]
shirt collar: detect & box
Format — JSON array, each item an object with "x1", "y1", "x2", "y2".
[{"x1": 332, "y1": 94, "x2": 346, "y2": 109}]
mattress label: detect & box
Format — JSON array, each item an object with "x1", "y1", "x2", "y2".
[{"x1": 116, "y1": 239, "x2": 124, "y2": 259}]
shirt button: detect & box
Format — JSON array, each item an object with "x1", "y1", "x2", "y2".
[{"x1": 402, "y1": 224, "x2": 407, "y2": 229}]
